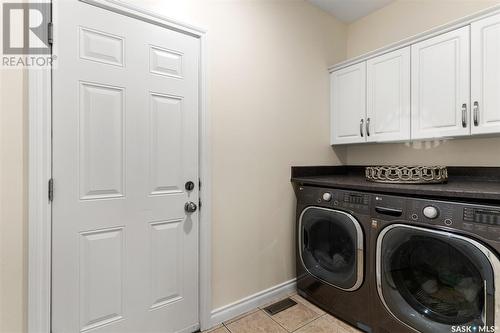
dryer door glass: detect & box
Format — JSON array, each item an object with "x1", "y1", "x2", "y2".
[
  {"x1": 378, "y1": 225, "x2": 496, "y2": 333},
  {"x1": 300, "y1": 207, "x2": 363, "y2": 291}
]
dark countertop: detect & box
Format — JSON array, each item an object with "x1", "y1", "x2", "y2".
[{"x1": 291, "y1": 166, "x2": 500, "y2": 203}]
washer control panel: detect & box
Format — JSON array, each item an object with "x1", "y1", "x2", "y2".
[
  {"x1": 423, "y1": 206, "x2": 439, "y2": 219},
  {"x1": 407, "y1": 199, "x2": 453, "y2": 224},
  {"x1": 296, "y1": 186, "x2": 370, "y2": 214},
  {"x1": 406, "y1": 198, "x2": 500, "y2": 241},
  {"x1": 343, "y1": 193, "x2": 369, "y2": 205},
  {"x1": 296, "y1": 185, "x2": 500, "y2": 242},
  {"x1": 463, "y1": 207, "x2": 500, "y2": 225},
  {"x1": 322, "y1": 192, "x2": 332, "y2": 202}
]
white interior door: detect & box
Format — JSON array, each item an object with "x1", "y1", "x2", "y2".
[
  {"x1": 52, "y1": 1, "x2": 200, "y2": 332},
  {"x1": 411, "y1": 26, "x2": 470, "y2": 140},
  {"x1": 471, "y1": 13, "x2": 500, "y2": 135},
  {"x1": 330, "y1": 62, "x2": 367, "y2": 145},
  {"x1": 366, "y1": 47, "x2": 410, "y2": 142}
]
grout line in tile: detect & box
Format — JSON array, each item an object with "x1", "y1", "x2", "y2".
[
  {"x1": 291, "y1": 295, "x2": 326, "y2": 316},
  {"x1": 260, "y1": 308, "x2": 291, "y2": 332},
  {"x1": 263, "y1": 303, "x2": 324, "y2": 333},
  {"x1": 290, "y1": 313, "x2": 328, "y2": 332},
  {"x1": 222, "y1": 322, "x2": 232, "y2": 333},
  {"x1": 222, "y1": 308, "x2": 260, "y2": 326},
  {"x1": 218, "y1": 302, "x2": 359, "y2": 333}
]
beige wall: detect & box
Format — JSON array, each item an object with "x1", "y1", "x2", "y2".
[
  {"x1": 344, "y1": 0, "x2": 500, "y2": 166},
  {"x1": 0, "y1": 1, "x2": 28, "y2": 328},
  {"x1": 8, "y1": 1, "x2": 500, "y2": 331},
  {"x1": 0, "y1": 70, "x2": 27, "y2": 333},
  {"x1": 126, "y1": 0, "x2": 347, "y2": 309},
  {"x1": 0, "y1": 0, "x2": 28, "y2": 327},
  {"x1": 0, "y1": 1, "x2": 346, "y2": 331},
  {"x1": 347, "y1": 0, "x2": 500, "y2": 58}
]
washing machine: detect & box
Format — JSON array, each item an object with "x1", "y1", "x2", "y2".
[
  {"x1": 295, "y1": 185, "x2": 373, "y2": 332},
  {"x1": 370, "y1": 193, "x2": 500, "y2": 333}
]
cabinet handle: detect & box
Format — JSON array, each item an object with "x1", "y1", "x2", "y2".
[
  {"x1": 360, "y1": 119, "x2": 364, "y2": 137},
  {"x1": 461, "y1": 103, "x2": 467, "y2": 128},
  {"x1": 473, "y1": 101, "x2": 479, "y2": 126},
  {"x1": 366, "y1": 118, "x2": 371, "y2": 137}
]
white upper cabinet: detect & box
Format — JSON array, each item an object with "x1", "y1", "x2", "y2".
[
  {"x1": 331, "y1": 62, "x2": 366, "y2": 144},
  {"x1": 330, "y1": 9, "x2": 500, "y2": 145},
  {"x1": 411, "y1": 26, "x2": 471, "y2": 140},
  {"x1": 471, "y1": 13, "x2": 500, "y2": 135},
  {"x1": 366, "y1": 47, "x2": 411, "y2": 142}
]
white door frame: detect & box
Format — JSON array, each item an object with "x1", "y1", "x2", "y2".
[{"x1": 28, "y1": 1, "x2": 211, "y2": 331}]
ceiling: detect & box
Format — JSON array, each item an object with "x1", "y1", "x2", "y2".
[{"x1": 307, "y1": 0, "x2": 395, "y2": 23}]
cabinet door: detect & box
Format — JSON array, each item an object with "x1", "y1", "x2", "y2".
[
  {"x1": 331, "y1": 63, "x2": 366, "y2": 145},
  {"x1": 471, "y1": 13, "x2": 500, "y2": 135},
  {"x1": 366, "y1": 47, "x2": 410, "y2": 142},
  {"x1": 411, "y1": 26, "x2": 470, "y2": 140}
]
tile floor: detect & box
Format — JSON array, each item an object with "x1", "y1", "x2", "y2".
[{"x1": 203, "y1": 294, "x2": 362, "y2": 333}]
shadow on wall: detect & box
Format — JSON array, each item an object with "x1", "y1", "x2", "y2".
[
  {"x1": 345, "y1": 136, "x2": 500, "y2": 166},
  {"x1": 331, "y1": 145, "x2": 348, "y2": 165}
]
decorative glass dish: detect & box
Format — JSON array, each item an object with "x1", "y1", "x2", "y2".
[{"x1": 365, "y1": 166, "x2": 448, "y2": 184}]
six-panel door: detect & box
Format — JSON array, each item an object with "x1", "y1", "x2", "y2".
[
  {"x1": 366, "y1": 47, "x2": 411, "y2": 142},
  {"x1": 331, "y1": 62, "x2": 367, "y2": 144},
  {"x1": 52, "y1": 1, "x2": 200, "y2": 332},
  {"x1": 411, "y1": 26, "x2": 471, "y2": 140},
  {"x1": 471, "y1": 13, "x2": 500, "y2": 135}
]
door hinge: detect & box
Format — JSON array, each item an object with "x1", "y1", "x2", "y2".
[
  {"x1": 198, "y1": 179, "x2": 202, "y2": 209},
  {"x1": 48, "y1": 178, "x2": 54, "y2": 202},
  {"x1": 48, "y1": 22, "x2": 53, "y2": 45}
]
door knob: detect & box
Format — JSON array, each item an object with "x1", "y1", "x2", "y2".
[{"x1": 184, "y1": 201, "x2": 198, "y2": 213}]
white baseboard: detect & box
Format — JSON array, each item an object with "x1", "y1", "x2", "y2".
[{"x1": 209, "y1": 278, "x2": 297, "y2": 328}]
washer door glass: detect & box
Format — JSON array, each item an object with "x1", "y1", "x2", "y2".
[
  {"x1": 378, "y1": 225, "x2": 496, "y2": 333},
  {"x1": 300, "y1": 207, "x2": 363, "y2": 291}
]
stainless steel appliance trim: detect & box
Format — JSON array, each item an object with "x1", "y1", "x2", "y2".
[
  {"x1": 298, "y1": 206, "x2": 364, "y2": 292},
  {"x1": 483, "y1": 279, "x2": 487, "y2": 324},
  {"x1": 376, "y1": 223, "x2": 500, "y2": 332}
]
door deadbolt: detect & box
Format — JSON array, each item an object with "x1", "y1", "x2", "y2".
[
  {"x1": 185, "y1": 201, "x2": 198, "y2": 213},
  {"x1": 185, "y1": 181, "x2": 195, "y2": 191}
]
